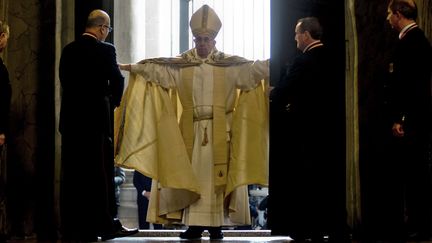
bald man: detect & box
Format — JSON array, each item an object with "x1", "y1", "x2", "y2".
[{"x1": 59, "y1": 9, "x2": 137, "y2": 241}]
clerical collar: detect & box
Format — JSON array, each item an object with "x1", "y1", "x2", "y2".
[
  {"x1": 83, "y1": 32, "x2": 98, "y2": 40},
  {"x1": 303, "y1": 40, "x2": 323, "y2": 53},
  {"x1": 399, "y1": 23, "x2": 417, "y2": 39},
  {"x1": 193, "y1": 48, "x2": 218, "y2": 62},
  {"x1": 194, "y1": 49, "x2": 209, "y2": 61}
]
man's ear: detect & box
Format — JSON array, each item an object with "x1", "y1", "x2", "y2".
[
  {"x1": 394, "y1": 11, "x2": 402, "y2": 19},
  {"x1": 304, "y1": 31, "x2": 312, "y2": 40}
]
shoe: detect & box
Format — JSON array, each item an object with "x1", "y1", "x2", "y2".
[
  {"x1": 179, "y1": 226, "x2": 203, "y2": 239},
  {"x1": 208, "y1": 227, "x2": 224, "y2": 240},
  {"x1": 209, "y1": 231, "x2": 223, "y2": 240},
  {"x1": 100, "y1": 225, "x2": 139, "y2": 241}
]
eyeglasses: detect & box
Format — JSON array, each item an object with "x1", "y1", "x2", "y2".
[
  {"x1": 100, "y1": 25, "x2": 113, "y2": 33},
  {"x1": 193, "y1": 36, "x2": 213, "y2": 44}
]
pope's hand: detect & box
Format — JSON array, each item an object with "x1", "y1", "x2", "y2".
[{"x1": 118, "y1": 63, "x2": 131, "y2": 72}]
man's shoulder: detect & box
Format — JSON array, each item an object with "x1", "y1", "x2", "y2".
[
  {"x1": 302, "y1": 46, "x2": 329, "y2": 60},
  {"x1": 99, "y1": 41, "x2": 116, "y2": 50},
  {"x1": 65, "y1": 36, "x2": 115, "y2": 48},
  {"x1": 218, "y1": 53, "x2": 250, "y2": 62},
  {"x1": 400, "y1": 28, "x2": 431, "y2": 55},
  {"x1": 209, "y1": 51, "x2": 252, "y2": 66},
  {"x1": 63, "y1": 37, "x2": 93, "y2": 50},
  {"x1": 62, "y1": 39, "x2": 78, "y2": 50},
  {"x1": 404, "y1": 28, "x2": 430, "y2": 44}
]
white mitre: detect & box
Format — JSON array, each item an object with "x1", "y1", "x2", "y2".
[{"x1": 189, "y1": 4, "x2": 222, "y2": 39}]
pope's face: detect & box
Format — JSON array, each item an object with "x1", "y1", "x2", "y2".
[{"x1": 194, "y1": 34, "x2": 216, "y2": 58}]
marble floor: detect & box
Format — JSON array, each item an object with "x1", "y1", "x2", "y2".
[
  {"x1": 5, "y1": 230, "x2": 292, "y2": 243},
  {"x1": 7, "y1": 237, "x2": 432, "y2": 243},
  {"x1": 5, "y1": 230, "x2": 432, "y2": 243}
]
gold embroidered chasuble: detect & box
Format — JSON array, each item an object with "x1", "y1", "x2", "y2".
[{"x1": 114, "y1": 49, "x2": 269, "y2": 226}]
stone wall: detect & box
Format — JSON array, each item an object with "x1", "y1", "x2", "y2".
[
  {"x1": 3, "y1": 0, "x2": 45, "y2": 237},
  {"x1": 0, "y1": 0, "x2": 63, "y2": 239},
  {"x1": 417, "y1": 0, "x2": 432, "y2": 42}
]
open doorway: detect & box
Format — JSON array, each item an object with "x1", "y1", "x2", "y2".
[
  {"x1": 113, "y1": 0, "x2": 270, "y2": 63},
  {"x1": 113, "y1": 0, "x2": 270, "y2": 230}
]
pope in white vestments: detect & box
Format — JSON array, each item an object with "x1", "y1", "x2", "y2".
[{"x1": 115, "y1": 5, "x2": 269, "y2": 239}]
